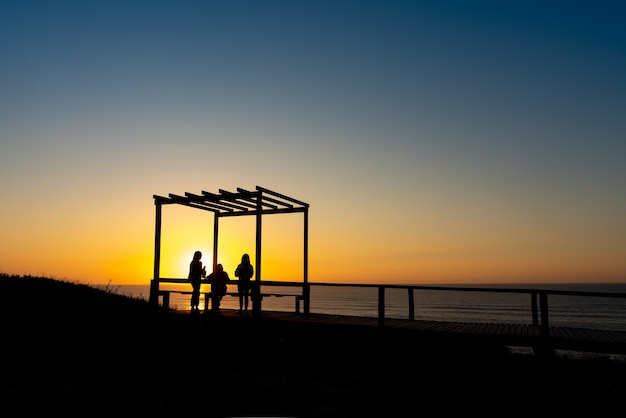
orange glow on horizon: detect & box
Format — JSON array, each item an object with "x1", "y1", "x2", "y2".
[{"x1": 3, "y1": 193, "x2": 624, "y2": 287}]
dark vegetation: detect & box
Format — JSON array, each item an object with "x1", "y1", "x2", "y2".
[{"x1": 2, "y1": 273, "x2": 626, "y2": 417}]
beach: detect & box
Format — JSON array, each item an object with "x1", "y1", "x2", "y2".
[{"x1": 3, "y1": 275, "x2": 626, "y2": 416}]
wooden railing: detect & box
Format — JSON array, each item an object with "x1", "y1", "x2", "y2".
[
  {"x1": 152, "y1": 278, "x2": 626, "y2": 332},
  {"x1": 151, "y1": 278, "x2": 305, "y2": 313},
  {"x1": 151, "y1": 279, "x2": 626, "y2": 356}
]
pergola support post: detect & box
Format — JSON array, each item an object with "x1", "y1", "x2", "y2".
[
  {"x1": 252, "y1": 189, "x2": 263, "y2": 317},
  {"x1": 149, "y1": 200, "x2": 162, "y2": 307}
]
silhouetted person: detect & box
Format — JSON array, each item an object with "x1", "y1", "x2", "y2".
[
  {"x1": 207, "y1": 263, "x2": 230, "y2": 314},
  {"x1": 187, "y1": 250, "x2": 206, "y2": 312},
  {"x1": 234, "y1": 253, "x2": 254, "y2": 314}
]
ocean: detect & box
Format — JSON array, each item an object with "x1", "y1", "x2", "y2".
[{"x1": 108, "y1": 282, "x2": 626, "y2": 333}]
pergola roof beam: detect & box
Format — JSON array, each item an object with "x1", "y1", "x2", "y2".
[
  {"x1": 188, "y1": 192, "x2": 250, "y2": 212},
  {"x1": 169, "y1": 193, "x2": 234, "y2": 212},
  {"x1": 208, "y1": 190, "x2": 257, "y2": 210},
  {"x1": 218, "y1": 188, "x2": 279, "y2": 210},
  {"x1": 155, "y1": 187, "x2": 308, "y2": 216},
  {"x1": 256, "y1": 186, "x2": 309, "y2": 208},
  {"x1": 238, "y1": 186, "x2": 295, "y2": 209},
  {"x1": 161, "y1": 197, "x2": 220, "y2": 213},
  {"x1": 218, "y1": 206, "x2": 307, "y2": 217}
]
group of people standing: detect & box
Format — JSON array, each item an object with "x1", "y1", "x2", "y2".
[{"x1": 187, "y1": 251, "x2": 254, "y2": 314}]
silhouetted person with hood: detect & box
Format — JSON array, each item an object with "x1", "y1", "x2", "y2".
[{"x1": 207, "y1": 263, "x2": 230, "y2": 314}]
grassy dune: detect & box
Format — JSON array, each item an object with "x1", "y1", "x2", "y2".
[{"x1": 2, "y1": 273, "x2": 626, "y2": 416}]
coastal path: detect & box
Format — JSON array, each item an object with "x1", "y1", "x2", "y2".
[
  {"x1": 157, "y1": 280, "x2": 626, "y2": 357},
  {"x1": 172, "y1": 308, "x2": 626, "y2": 358}
]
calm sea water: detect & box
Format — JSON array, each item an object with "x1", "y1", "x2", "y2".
[{"x1": 107, "y1": 282, "x2": 626, "y2": 333}]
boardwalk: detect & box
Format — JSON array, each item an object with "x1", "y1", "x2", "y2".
[
  {"x1": 156, "y1": 279, "x2": 626, "y2": 357},
  {"x1": 182, "y1": 309, "x2": 626, "y2": 357}
]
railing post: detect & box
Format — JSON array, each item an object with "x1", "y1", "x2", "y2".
[
  {"x1": 160, "y1": 290, "x2": 170, "y2": 310},
  {"x1": 204, "y1": 292, "x2": 211, "y2": 313},
  {"x1": 533, "y1": 291, "x2": 556, "y2": 358},
  {"x1": 303, "y1": 283, "x2": 310, "y2": 314},
  {"x1": 252, "y1": 281, "x2": 262, "y2": 317},
  {"x1": 378, "y1": 286, "x2": 385, "y2": 326},
  {"x1": 531, "y1": 290, "x2": 539, "y2": 326},
  {"x1": 540, "y1": 291, "x2": 550, "y2": 332},
  {"x1": 408, "y1": 287, "x2": 414, "y2": 320}
]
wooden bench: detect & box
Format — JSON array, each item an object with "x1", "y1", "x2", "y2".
[
  {"x1": 157, "y1": 290, "x2": 303, "y2": 313},
  {"x1": 220, "y1": 292, "x2": 304, "y2": 313}
]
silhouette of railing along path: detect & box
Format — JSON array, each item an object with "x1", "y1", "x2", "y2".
[{"x1": 156, "y1": 279, "x2": 626, "y2": 357}]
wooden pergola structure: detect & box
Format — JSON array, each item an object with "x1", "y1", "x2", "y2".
[{"x1": 149, "y1": 186, "x2": 310, "y2": 314}]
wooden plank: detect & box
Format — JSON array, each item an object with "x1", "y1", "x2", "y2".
[{"x1": 166, "y1": 307, "x2": 626, "y2": 355}]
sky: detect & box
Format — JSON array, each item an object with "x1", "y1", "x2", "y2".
[{"x1": 1, "y1": 1, "x2": 625, "y2": 286}]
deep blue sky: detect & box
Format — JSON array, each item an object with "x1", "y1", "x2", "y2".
[{"x1": 1, "y1": 1, "x2": 625, "y2": 284}]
